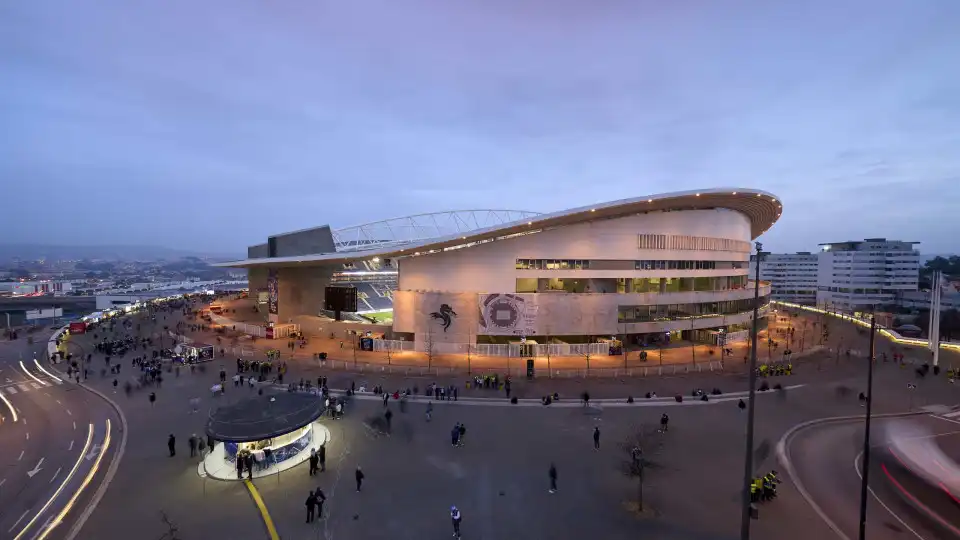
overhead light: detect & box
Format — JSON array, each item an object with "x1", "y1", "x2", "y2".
[
  {"x1": 372, "y1": 257, "x2": 380, "y2": 262},
  {"x1": 528, "y1": 222, "x2": 532, "y2": 225},
  {"x1": 647, "y1": 199, "x2": 653, "y2": 203},
  {"x1": 590, "y1": 209, "x2": 596, "y2": 212},
  {"x1": 732, "y1": 192, "x2": 737, "y2": 195},
  {"x1": 696, "y1": 193, "x2": 701, "y2": 197}
]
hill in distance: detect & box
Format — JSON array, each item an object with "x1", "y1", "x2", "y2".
[{"x1": 0, "y1": 244, "x2": 240, "y2": 263}]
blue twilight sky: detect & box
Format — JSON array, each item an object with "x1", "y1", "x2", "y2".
[{"x1": 2, "y1": 1, "x2": 959, "y2": 255}]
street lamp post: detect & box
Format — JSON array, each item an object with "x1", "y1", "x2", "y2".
[
  {"x1": 857, "y1": 314, "x2": 877, "y2": 540},
  {"x1": 740, "y1": 242, "x2": 763, "y2": 539}
]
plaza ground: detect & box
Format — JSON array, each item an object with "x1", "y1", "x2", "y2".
[{"x1": 62, "y1": 302, "x2": 960, "y2": 539}]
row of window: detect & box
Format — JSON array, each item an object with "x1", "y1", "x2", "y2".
[
  {"x1": 514, "y1": 259, "x2": 748, "y2": 271},
  {"x1": 617, "y1": 297, "x2": 770, "y2": 323},
  {"x1": 636, "y1": 260, "x2": 746, "y2": 270},
  {"x1": 515, "y1": 276, "x2": 750, "y2": 294},
  {"x1": 515, "y1": 259, "x2": 591, "y2": 270},
  {"x1": 638, "y1": 234, "x2": 751, "y2": 253}
]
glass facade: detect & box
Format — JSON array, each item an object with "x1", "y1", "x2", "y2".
[{"x1": 617, "y1": 296, "x2": 770, "y2": 322}]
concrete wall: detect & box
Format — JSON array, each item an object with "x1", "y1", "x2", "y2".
[
  {"x1": 398, "y1": 209, "x2": 752, "y2": 293},
  {"x1": 393, "y1": 285, "x2": 770, "y2": 339},
  {"x1": 270, "y1": 226, "x2": 336, "y2": 258},
  {"x1": 248, "y1": 243, "x2": 269, "y2": 259},
  {"x1": 275, "y1": 266, "x2": 336, "y2": 321}
]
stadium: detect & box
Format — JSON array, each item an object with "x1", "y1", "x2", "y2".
[{"x1": 216, "y1": 188, "x2": 779, "y2": 358}]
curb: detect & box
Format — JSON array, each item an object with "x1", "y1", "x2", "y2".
[
  {"x1": 45, "y1": 331, "x2": 130, "y2": 540},
  {"x1": 775, "y1": 411, "x2": 924, "y2": 540}
]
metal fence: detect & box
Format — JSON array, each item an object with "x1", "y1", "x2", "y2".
[{"x1": 372, "y1": 339, "x2": 612, "y2": 358}]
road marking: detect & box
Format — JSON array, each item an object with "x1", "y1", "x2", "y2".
[
  {"x1": 66, "y1": 409, "x2": 72, "y2": 416},
  {"x1": 30, "y1": 382, "x2": 41, "y2": 390},
  {"x1": 50, "y1": 467, "x2": 61, "y2": 483},
  {"x1": 0, "y1": 478, "x2": 5, "y2": 487},
  {"x1": 18, "y1": 385, "x2": 29, "y2": 393},
  {"x1": 55, "y1": 400, "x2": 61, "y2": 405},
  {"x1": 26, "y1": 432, "x2": 29, "y2": 440},
  {"x1": 19, "y1": 361, "x2": 44, "y2": 385},
  {"x1": 18, "y1": 450, "x2": 24, "y2": 460},
  {"x1": 72, "y1": 421, "x2": 76, "y2": 430},
  {"x1": 943, "y1": 410, "x2": 960, "y2": 418},
  {"x1": 68, "y1": 440, "x2": 74, "y2": 451},
  {"x1": 6, "y1": 386, "x2": 17, "y2": 394},
  {"x1": 854, "y1": 453, "x2": 926, "y2": 540},
  {"x1": 22, "y1": 417, "x2": 26, "y2": 425},
  {"x1": 14, "y1": 424, "x2": 93, "y2": 540},
  {"x1": 34, "y1": 359, "x2": 62, "y2": 384},
  {"x1": 244, "y1": 479, "x2": 280, "y2": 540},
  {"x1": 8, "y1": 510, "x2": 30, "y2": 533},
  {"x1": 27, "y1": 458, "x2": 44, "y2": 478}
]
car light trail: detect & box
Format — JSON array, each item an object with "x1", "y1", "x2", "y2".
[
  {"x1": 34, "y1": 359, "x2": 62, "y2": 384},
  {"x1": 0, "y1": 390, "x2": 18, "y2": 422},
  {"x1": 41, "y1": 419, "x2": 112, "y2": 539},
  {"x1": 14, "y1": 424, "x2": 93, "y2": 540},
  {"x1": 19, "y1": 361, "x2": 44, "y2": 385}
]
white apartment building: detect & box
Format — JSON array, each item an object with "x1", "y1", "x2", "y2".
[
  {"x1": 816, "y1": 238, "x2": 920, "y2": 310},
  {"x1": 756, "y1": 252, "x2": 818, "y2": 305}
]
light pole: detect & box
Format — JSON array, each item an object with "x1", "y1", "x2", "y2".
[
  {"x1": 740, "y1": 242, "x2": 763, "y2": 539},
  {"x1": 857, "y1": 314, "x2": 877, "y2": 540}
]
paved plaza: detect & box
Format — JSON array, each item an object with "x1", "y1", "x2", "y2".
[{"x1": 58, "y1": 304, "x2": 960, "y2": 539}]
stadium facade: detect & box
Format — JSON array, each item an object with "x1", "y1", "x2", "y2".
[{"x1": 217, "y1": 188, "x2": 780, "y2": 353}]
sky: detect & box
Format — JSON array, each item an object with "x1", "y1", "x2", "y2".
[{"x1": 1, "y1": 0, "x2": 959, "y2": 255}]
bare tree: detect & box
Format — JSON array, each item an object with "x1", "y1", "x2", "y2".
[
  {"x1": 352, "y1": 331, "x2": 358, "y2": 368},
  {"x1": 620, "y1": 424, "x2": 665, "y2": 514},
  {"x1": 385, "y1": 338, "x2": 393, "y2": 366},
  {"x1": 581, "y1": 342, "x2": 592, "y2": 375},
  {"x1": 464, "y1": 325, "x2": 474, "y2": 375},
  {"x1": 543, "y1": 325, "x2": 553, "y2": 377},
  {"x1": 618, "y1": 322, "x2": 628, "y2": 369},
  {"x1": 425, "y1": 326, "x2": 436, "y2": 369}
]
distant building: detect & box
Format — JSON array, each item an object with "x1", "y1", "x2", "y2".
[
  {"x1": 0, "y1": 280, "x2": 73, "y2": 296},
  {"x1": 754, "y1": 252, "x2": 819, "y2": 305},
  {"x1": 816, "y1": 239, "x2": 920, "y2": 311},
  {"x1": 896, "y1": 290, "x2": 960, "y2": 311}
]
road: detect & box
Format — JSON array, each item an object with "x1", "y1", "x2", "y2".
[
  {"x1": 784, "y1": 413, "x2": 960, "y2": 540},
  {"x1": 0, "y1": 335, "x2": 120, "y2": 540}
]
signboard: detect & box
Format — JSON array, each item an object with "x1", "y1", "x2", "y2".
[
  {"x1": 267, "y1": 270, "x2": 279, "y2": 315},
  {"x1": 69, "y1": 321, "x2": 87, "y2": 334},
  {"x1": 324, "y1": 286, "x2": 358, "y2": 313},
  {"x1": 478, "y1": 293, "x2": 538, "y2": 335},
  {"x1": 26, "y1": 308, "x2": 63, "y2": 320}
]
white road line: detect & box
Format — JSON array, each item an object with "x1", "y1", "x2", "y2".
[
  {"x1": 30, "y1": 382, "x2": 41, "y2": 390},
  {"x1": 8, "y1": 510, "x2": 30, "y2": 533},
  {"x1": 22, "y1": 417, "x2": 26, "y2": 425},
  {"x1": 18, "y1": 384, "x2": 29, "y2": 393},
  {"x1": 55, "y1": 400, "x2": 61, "y2": 405},
  {"x1": 6, "y1": 386, "x2": 17, "y2": 394},
  {"x1": 18, "y1": 450, "x2": 24, "y2": 460},
  {"x1": 68, "y1": 440, "x2": 74, "y2": 451},
  {"x1": 25, "y1": 432, "x2": 29, "y2": 440},
  {"x1": 50, "y1": 467, "x2": 61, "y2": 483},
  {"x1": 0, "y1": 478, "x2": 5, "y2": 487},
  {"x1": 943, "y1": 410, "x2": 960, "y2": 418},
  {"x1": 854, "y1": 453, "x2": 925, "y2": 540},
  {"x1": 66, "y1": 409, "x2": 72, "y2": 416},
  {"x1": 72, "y1": 421, "x2": 76, "y2": 430}
]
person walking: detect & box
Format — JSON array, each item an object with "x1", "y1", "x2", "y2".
[
  {"x1": 385, "y1": 408, "x2": 393, "y2": 434},
  {"x1": 314, "y1": 488, "x2": 327, "y2": 519},
  {"x1": 450, "y1": 505, "x2": 462, "y2": 539},
  {"x1": 548, "y1": 463, "x2": 558, "y2": 493},
  {"x1": 355, "y1": 466, "x2": 365, "y2": 492},
  {"x1": 188, "y1": 434, "x2": 198, "y2": 457},
  {"x1": 593, "y1": 427, "x2": 601, "y2": 450},
  {"x1": 309, "y1": 449, "x2": 318, "y2": 476},
  {"x1": 167, "y1": 434, "x2": 176, "y2": 457},
  {"x1": 198, "y1": 437, "x2": 207, "y2": 458},
  {"x1": 660, "y1": 413, "x2": 669, "y2": 432},
  {"x1": 318, "y1": 444, "x2": 326, "y2": 472},
  {"x1": 305, "y1": 490, "x2": 317, "y2": 523}
]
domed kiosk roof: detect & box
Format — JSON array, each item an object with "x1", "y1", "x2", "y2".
[{"x1": 205, "y1": 393, "x2": 325, "y2": 442}]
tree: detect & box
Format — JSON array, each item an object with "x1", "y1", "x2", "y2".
[
  {"x1": 619, "y1": 322, "x2": 629, "y2": 369},
  {"x1": 621, "y1": 424, "x2": 665, "y2": 513},
  {"x1": 385, "y1": 339, "x2": 393, "y2": 366},
  {"x1": 543, "y1": 325, "x2": 553, "y2": 377},
  {"x1": 425, "y1": 326, "x2": 436, "y2": 369},
  {"x1": 464, "y1": 325, "x2": 474, "y2": 375}
]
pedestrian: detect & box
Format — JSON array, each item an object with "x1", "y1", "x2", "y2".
[
  {"x1": 450, "y1": 505, "x2": 462, "y2": 539},
  {"x1": 309, "y1": 449, "x2": 318, "y2": 476},
  {"x1": 385, "y1": 408, "x2": 393, "y2": 434},
  {"x1": 167, "y1": 434, "x2": 176, "y2": 457},
  {"x1": 245, "y1": 453, "x2": 254, "y2": 480},
  {"x1": 451, "y1": 423, "x2": 461, "y2": 447},
  {"x1": 425, "y1": 401, "x2": 433, "y2": 422},
  {"x1": 355, "y1": 466, "x2": 364, "y2": 492},
  {"x1": 593, "y1": 426, "x2": 600, "y2": 450},
  {"x1": 305, "y1": 491, "x2": 317, "y2": 523},
  {"x1": 457, "y1": 423, "x2": 466, "y2": 447},
  {"x1": 318, "y1": 443, "x2": 326, "y2": 472},
  {"x1": 383, "y1": 393, "x2": 389, "y2": 407},
  {"x1": 188, "y1": 434, "x2": 198, "y2": 457},
  {"x1": 198, "y1": 437, "x2": 207, "y2": 458},
  {"x1": 660, "y1": 413, "x2": 669, "y2": 432},
  {"x1": 314, "y1": 488, "x2": 327, "y2": 519},
  {"x1": 738, "y1": 399, "x2": 746, "y2": 411},
  {"x1": 549, "y1": 463, "x2": 558, "y2": 493}
]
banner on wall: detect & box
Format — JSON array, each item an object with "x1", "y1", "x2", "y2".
[
  {"x1": 478, "y1": 293, "x2": 538, "y2": 335},
  {"x1": 267, "y1": 270, "x2": 279, "y2": 315}
]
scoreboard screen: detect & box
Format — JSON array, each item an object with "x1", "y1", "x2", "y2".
[{"x1": 324, "y1": 286, "x2": 358, "y2": 313}]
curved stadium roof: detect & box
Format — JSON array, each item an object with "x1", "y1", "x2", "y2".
[{"x1": 217, "y1": 188, "x2": 781, "y2": 268}]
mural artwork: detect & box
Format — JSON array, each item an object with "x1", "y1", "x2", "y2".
[
  {"x1": 478, "y1": 293, "x2": 538, "y2": 335},
  {"x1": 429, "y1": 303, "x2": 458, "y2": 332}
]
